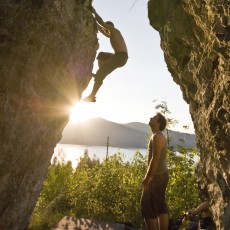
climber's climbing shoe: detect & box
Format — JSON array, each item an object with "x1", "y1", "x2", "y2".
[{"x1": 82, "y1": 95, "x2": 96, "y2": 103}]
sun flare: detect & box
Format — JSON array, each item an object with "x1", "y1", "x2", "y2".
[{"x1": 69, "y1": 101, "x2": 100, "y2": 123}]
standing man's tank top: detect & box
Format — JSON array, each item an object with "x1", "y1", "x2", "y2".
[{"x1": 148, "y1": 135, "x2": 168, "y2": 175}]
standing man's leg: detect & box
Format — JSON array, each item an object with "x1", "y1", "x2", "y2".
[
  {"x1": 144, "y1": 218, "x2": 158, "y2": 230},
  {"x1": 141, "y1": 184, "x2": 159, "y2": 230},
  {"x1": 158, "y1": 213, "x2": 169, "y2": 230},
  {"x1": 157, "y1": 172, "x2": 169, "y2": 230}
]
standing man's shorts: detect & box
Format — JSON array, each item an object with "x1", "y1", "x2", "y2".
[{"x1": 140, "y1": 171, "x2": 169, "y2": 219}]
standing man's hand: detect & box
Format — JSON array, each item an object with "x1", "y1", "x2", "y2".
[
  {"x1": 141, "y1": 178, "x2": 148, "y2": 187},
  {"x1": 141, "y1": 177, "x2": 153, "y2": 188}
]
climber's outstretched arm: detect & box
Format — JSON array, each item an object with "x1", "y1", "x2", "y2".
[
  {"x1": 90, "y1": 7, "x2": 114, "y2": 34},
  {"x1": 97, "y1": 23, "x2": 110, "y2": 37}
]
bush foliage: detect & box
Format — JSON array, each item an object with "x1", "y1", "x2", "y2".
[{"x1": 29, "y1": 146, "x2": 199, "y2": 229}]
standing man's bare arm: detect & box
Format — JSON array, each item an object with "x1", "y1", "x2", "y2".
[{"x1": 142, "y1": 134, "x2": 163, "y2": 186}]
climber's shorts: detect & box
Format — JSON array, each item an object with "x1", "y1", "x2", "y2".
[{"x1": 97, "y1": 52, "x2": 113, "y2": 61}]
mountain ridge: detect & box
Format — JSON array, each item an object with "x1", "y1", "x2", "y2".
[{"x1": 60, "y1": 118, "x2": 197, "y2": 149}]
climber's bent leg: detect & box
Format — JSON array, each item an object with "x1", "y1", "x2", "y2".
[
  {"x1": 91, "y1": 79, "x2": 103, "y2": 97},
  {"x1": 82, "y1": 79, "x2": 103, "y2": 103},
  {"x1": 83, "y1": 52, "x2": 128, "y2": 102}
]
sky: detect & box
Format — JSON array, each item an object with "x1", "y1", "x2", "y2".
[{"x1": 69, "y1": 0, "x2": 195, "y2": 134}]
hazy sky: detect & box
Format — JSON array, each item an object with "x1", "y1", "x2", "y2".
[{"x1": 70, "y1": 0, "x2": 195, "y2": 134}]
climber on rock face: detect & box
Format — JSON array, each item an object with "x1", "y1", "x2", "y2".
[{"x1": 83, "y1": 6, "x2": 128, "y2": 103}]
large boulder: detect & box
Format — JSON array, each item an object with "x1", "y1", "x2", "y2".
[
  {"x1": 0, "y1": 0, "x2": 97, "y2": 229},
  {"x1": 148, "y1": 0, "x2": 229, "y2": 229}
]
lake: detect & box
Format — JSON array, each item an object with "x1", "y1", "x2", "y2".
[{"x1": 53, "y1": 143, "x2": 148, "y2": 169}]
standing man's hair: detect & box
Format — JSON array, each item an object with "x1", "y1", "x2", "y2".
[{"x1": 157, "y1": 113, "x2": 167, "y2": 131}]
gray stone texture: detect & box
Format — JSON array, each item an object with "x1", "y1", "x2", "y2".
[
  {"x1": 0, "y1": 0, "x2": 96, "y2": 229},
  {"x1": 148, "y1": 0, "x2": 230, "y2": 229},
  {"x1": 52, "y1": 216, "x2": 126, "y2": 230}
]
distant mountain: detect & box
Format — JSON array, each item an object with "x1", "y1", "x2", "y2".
[
  {"x1": 60, "y1": 118, "x2": 197, "y2": 149},
  {"x1": 124, "y1": 122, "x2": 150, "y2": 134}
]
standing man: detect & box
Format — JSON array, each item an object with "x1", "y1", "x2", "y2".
[
  {"x1": 83, "y1": 6, "x2": 128, "y2": 102},
  {"x1": 140, "y1": 113, "x2": 169, "y2": 230}
]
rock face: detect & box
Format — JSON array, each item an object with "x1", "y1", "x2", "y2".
[
  {"x1": 148, "y1": 0, "x2": 229, "y2": 229},
  {"x1": 0, "y1": 0, "x2": 97, "y2": 229}
]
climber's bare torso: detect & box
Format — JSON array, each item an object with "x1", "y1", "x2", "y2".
[
  {"x1": 109, "y1": 28, "x2": 128, "y2": 53},
  {"x1": 98, "y1": 24, "x2": 128, "y2": 54}
]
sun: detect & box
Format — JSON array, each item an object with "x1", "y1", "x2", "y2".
[{"x1": 69, "y1": 101, "x2": 101, "y2": 123}]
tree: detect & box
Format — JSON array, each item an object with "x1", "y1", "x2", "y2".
[
  {"x1": 28, "y1": 161, "x2": 74, "y2": 230},
  {"x1": 167, "y1": 146, "x2": 199, "y2": 218},
  {"x1": 69, "y1": 152, "x2": 147, "y2": 227},
  {"x1": 77, "y1": 149, "x2": 100, "y2": 169},
  {"x1": 29, "y1": 143, "x2": 199, "y2": 229},
  {"x1": 153, "y1": 100, "x2": 178, "y2": 147}
]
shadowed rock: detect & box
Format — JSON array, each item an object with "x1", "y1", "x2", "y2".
[
  {"x1": 52, "y1": 216, "x2": 127, "y2": 230},
  {"x1": 148, "y1": 0, "x2": 230, "y2": 229},
  {"x1": 0, "y1": 0, "x2": 97, "y2": 229}
]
